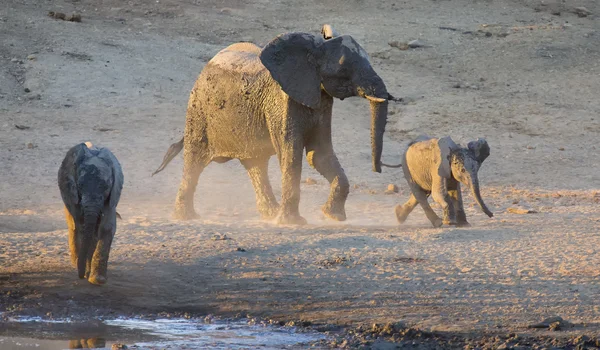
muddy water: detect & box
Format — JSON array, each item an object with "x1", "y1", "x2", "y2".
[{"x1": 0, "y1": 316, "x2": 327, "y2": 349}]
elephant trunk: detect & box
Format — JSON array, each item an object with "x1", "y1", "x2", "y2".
[
  {"x1": 79, "y1": 209, "x2": 100, "y2": 279},
  {"x1": 469, "y1": 176, "x2": 494, "y2": 218},
  {"x1": 370, "y1": 99, "x2": 388, "y2": 173}
]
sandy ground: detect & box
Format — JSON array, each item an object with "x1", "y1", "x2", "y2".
[{"x1": 1, "y1": 0, "x2": 600, "y2": 347}]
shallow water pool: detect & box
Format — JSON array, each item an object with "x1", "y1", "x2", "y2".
[{"x1": 0, "y1": 316, "x2": 327, "y2": 349}]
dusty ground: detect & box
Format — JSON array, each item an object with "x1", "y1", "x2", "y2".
[{"x1": 1, "y1": 0, "x2": 600, "y2": 347}]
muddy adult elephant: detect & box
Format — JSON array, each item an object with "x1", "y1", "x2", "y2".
[{"x1": 153, "y1": 28, "x2": 391, "y2": 225}]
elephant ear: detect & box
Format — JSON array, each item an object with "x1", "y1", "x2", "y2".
[
  {"x1": 58, "y1": 143, "x2": 88, "y2": 216},
  {"x1": 435, "y1": 136, "x2": 458, "y2": 179},
  {"x1": 259, "y1": 32, "x2": 322, "y2": 109},
  {"x1": 468, "y1": 138, "x2": 490, "y2": 164},
  {"x1": 97, "y1": 148, "x2": 124, "y2": 210}
]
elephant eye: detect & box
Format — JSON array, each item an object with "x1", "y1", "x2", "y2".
[{"x1": 461, "y1": 168, "x2": 466, "y2": 173}]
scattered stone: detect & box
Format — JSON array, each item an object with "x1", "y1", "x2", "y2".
[
  {"x1": 388, "y1": 41, "x2": 409, "y2": 50},
  {"x1": 384, "y1": 184, "x2": 399, "y2": 194},
  {"x1": 211, "y1": 233, "x2": 228, "y2": 241},
  {"x1": 26, "y1": 143, "x2": 36, "y2": 149},
  {"x1": 15, "y1": 124, "x2": 30, "y2": 130},
  {"x1": 48, "y1": 11, "x2": 81, "y2": 22},
  {"x1": 558, "y1": 147, "x2": 565, "y2": 151},
  {"x1": 26, "y1": 54, "x2": 36, "y2": 61},
  {"x1": 408, "y1": 39, "x2": 429, "y2": 48},
  {"x1": 439, "y1": 26, "x2": 459, "y2": 31},
  {"x1": 236, "y1": 247, "x2": 246, "y2": 252},
  {"x1": 551, "y1": 10, "x2": 561, "y2": 16},
  {"x1": 66, "y1": 13, "x2": 82, "y2": 22},
  {"x1": 573, "y1": 7, "x2": 592, "y2": 17},
  {"x1": 507, "y1": 206, "x2": 538, "y2": 214},
  {"x1": 48, "y1": 11, "x2": 66, "y2": 20},
  {"x1": 10, "y1": 58, "x2": 19, "y2": 63},
  {"x1": 452, "y1": 83, "x2": 462, "y2": 88},
  {"x1": 528, "y1": 316, "x2": 573, "y2": 330},
  {"x1": 23, "y1": 88, "x2": 30, "y2": 93},
  {"x1": 305, "y1": 177, "x2": 317, "y2": 185},
  {"x1": 371, "y1": 51, "x2": 391, "y2": 59}
]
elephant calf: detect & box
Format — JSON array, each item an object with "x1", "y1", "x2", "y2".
[
  {"x1": 382, "y1": 135, "x2": 493, "y2": 227},
  {"x1": 58, "y1": 142, "x2": 123, "y2": 285}
]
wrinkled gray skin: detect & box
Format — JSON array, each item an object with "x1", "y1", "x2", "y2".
[
  {"x1": 153, "y1": 28, "x2": 390, "y2": 225},
  {"x1": 58, "y1": 142, "x2": 123, "y2": 285},
  {"x1": 385, "y1": 135, "x2": 493, "y2": 228}
]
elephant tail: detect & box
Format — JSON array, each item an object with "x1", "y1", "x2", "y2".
[
  {"x1": 152, "y1": 137, "x2": 184, "y2": 176},
  {"x1": 380, "y1": 162, "x2": 402, "y2": 168}
]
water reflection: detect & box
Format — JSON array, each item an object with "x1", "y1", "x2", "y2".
[{"x1": 68, "y1": 337, "x2": 106, "y2": 348}]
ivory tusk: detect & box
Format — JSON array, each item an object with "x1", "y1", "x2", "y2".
[{"x1": 366, "y1": 95, "x2": 386, "y2": 103}]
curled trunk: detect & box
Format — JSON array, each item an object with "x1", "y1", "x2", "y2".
[
  {"x1": 369, "y1": 99, "x2": 388, "y2": 173},
  {"x1": 79, "y1": 211, "x2": 99, "y2": 278},
  {"x1": 469, "y1": 176, "x2": 493, "y2": 218}
]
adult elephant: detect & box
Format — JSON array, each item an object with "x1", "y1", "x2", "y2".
[{"x1": 153, "y1": 27, "x2": 392, "y2": 225}]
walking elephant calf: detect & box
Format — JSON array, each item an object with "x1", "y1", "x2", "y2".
[
  {"x1": 58, "y1": 142, "x2": 123, "y2": 285},
  {"x1": 382, "y1": 135, "x2": 493, "y2": 227}
]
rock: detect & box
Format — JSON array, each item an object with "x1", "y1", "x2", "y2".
[
  {"x1": 10, "y1": 58, "x2": 19, "y2": 63},
  {"x1": 573, "y1": 7, "x2": 592, "y2": 17},
  {"x1": 26, "y1": 143, "x2": 36, "y2": 149},
  {"x1": 23, "y1": 88, "x2": 31, "y2": 93},
  {"x1": 236, "y1": 247, "x2": 246, "y2": 252},
  {"x1": 211, "y1": 233, "x2": 228, "y2": 241},
  {"x1": 48, "y1": 11, "x2": 66, "y2": 20},
  {"x1": 385, "y1": 184, "x2": 399, "y2": 194},
  {"x1": 452, "y1": 83, "x2": 462, "y2": 88},
  {"x1": 305, "y1": 177, "x2": 317, "y2": 185},
  {"x1": 371, "y1": 51, "x2": 391, "y2": 59},
  {"x1": 26, "y1": 54, "x2": 36, "y2": 61},
  {"x1": 66, "y1": 13, "x2": 82, "y2": 22},
  {"x1": 507, "y1": 206, "x2": 538, "y2": 214},
  {"x1": 15, "y1": 124, "x2": 30, "y2": 130},
  {"x1": 388, "y1": 41, "x2": 409, "y2": 50},
  {"x1": 528, "y1": 316, "x2": 573, "y2": 330},
  {"x1": 408, "y1": 39, "x2": 428, "y2": 48},
  {"x1": 558, "y1": 147, "x2": 565, "y2": 151}
]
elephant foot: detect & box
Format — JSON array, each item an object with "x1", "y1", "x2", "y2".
[
  {"x1": 322, "y1": 204, "x2": 346, "y2": 221},
  {"x1": 394, "y1": 205, "x2": 410, "y2": 224},
  {"x1": 258, "y1": 204, "x2": 280, "y2": 221},
  {"x1": 88, "y1": 274, "x2": 107, "y2": 286},
  {"x1": 443, "y1": 219, "x2": 458, "y2": 226},
  {"x1": 276, "y1": 212, "x2": 307, "y2": 225},
  {"x1": 173, "y1": 205, "x2": 200, "y2": 221},
  {"x1": 431, "y1": 218, "x2": 443, "y2": 228}
]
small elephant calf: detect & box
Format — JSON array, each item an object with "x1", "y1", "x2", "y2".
[
  {"x1": 382, "y1": 135, "x2": 493, "y2": 227},
  {"x1": 58, "y1": 142, "x2": 123, "y2": 285}
]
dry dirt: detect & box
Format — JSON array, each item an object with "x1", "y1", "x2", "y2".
[{"x1": 1, "y1": 0, "x2": 600, "y2": 347}]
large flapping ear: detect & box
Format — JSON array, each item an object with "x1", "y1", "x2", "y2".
[
  {"x1": 467, "y1": 138, "x2": 490, "y2": 164},
  {"x1": 259, "y1": 32, "x2": 323, "y2": 109},
  {"x1": 58, "y1": 143, "x2": 88, "y2": 216},
  {"x1": 97, "y1": 148, "x2": 124, "y2": 210},
  {"x1": 321, "y1": 24, "x2": 340, "y2": 40},
  {"x1": 435, "y1": 136, "x2": 458, "y2": 179}
]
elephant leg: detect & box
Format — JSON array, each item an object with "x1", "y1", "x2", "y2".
[
  {"x1": 450, "y1": 184, "x2": 470, "y2": 227},
  {"x1": 240, "y1": 157, "x2": 279, "y2": 220},
  {"x1": 432, "y1": 180, "x2": 456, "y2": 226},
  {"x1": 395, "y1": 194, "x2": 418, "y2": 224},
  {"x1": 64, "y1": 206, "x2": 78, "y2": 267},
  {"x1": 275, "y1": 140, "x2": 306, "y2": 225},
  {"x1": 88, "y1": 211, "x2": 116, "y2": 285},
  {"x1": 411, "y1": 186, "x2": 442, "y2": 228},
  {"x1": 306, "y1": 148, "x2": 349, "y2": 222},
  {"x1": 174, "y1": 145, "x2": 210, "y2": 220}
]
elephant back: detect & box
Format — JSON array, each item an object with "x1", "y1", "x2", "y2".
[{"x1": 207, "y1": 42, "x2": 266, "y2": 77}]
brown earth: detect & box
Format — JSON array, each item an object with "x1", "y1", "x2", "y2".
[{"x1": 1, "y1": 0, "x2": 600, "y2": 347}]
